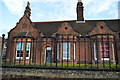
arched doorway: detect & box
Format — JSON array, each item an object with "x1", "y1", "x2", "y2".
[{"x1": 45, "y1": 46, "x2": 52, "y2": 63}]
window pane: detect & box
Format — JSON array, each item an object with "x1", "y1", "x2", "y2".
[
  {"x1": 101, "y1": 43, "x2": 110, "y2": 58},
  {"x1": 57, "y1": 43, "x2": 59, "y2": 59},
  {"x1": 26, "y1": 43, "x2": 30, "y2": 50},
  {"x1": 46, "y1": 47, "x2": 51, "y2": 50},
  {"x1": 26, "y1": 53, "x2": 29, "y2": 57},
  {"x1": 63, "y1": 42, "x2": 70, "y2": 59},
  {"x1": 16, "y1": 42, "x2": 24, "y2": 59},
  {"x1": 16, "y1": 43, "x2": 21, "y2": 50},
  {"x1": 16, "y1": 42, "x2": 24, "y2": 50},
  {"x1": 94, "y1": 43, "x2": 97, "y2": 60},
  {"x1": 17, "y1": 54, "x2": 20, "y2": 57},
  {"x1": 17, "y1": 50, "x2": 20, "y2": 54},
  {"x1": 26, "y1": 43, "x2": 31, "y2": 59},
  {"x1": 74, "y1": 43, "x2": 76, "y2": 60}
]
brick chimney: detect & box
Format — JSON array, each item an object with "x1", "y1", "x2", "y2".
[{"x1": 76, "y1": 0, "x2": 84, "y2": 21}]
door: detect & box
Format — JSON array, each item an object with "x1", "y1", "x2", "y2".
[{"x1": 46, "y1": 47, "x2": 52, "y2": 63}]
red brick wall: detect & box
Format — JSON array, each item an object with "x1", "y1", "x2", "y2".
[{"x1": 6, "y1": 19, "x2": 120, "y2": 64}]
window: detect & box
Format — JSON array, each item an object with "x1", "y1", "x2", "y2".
[
  {"x1": 94, "y1": 42, "x2": 110, "y2": 60},
  {"x1": 73, "y1": 43, "x2": 76, "y2": 60},
  {"x1": 16, "y1": 42, "x2": 31, "y2": 59},
  {"x1": 57, "y1": 43, "x2": 59, "y2": 59},
  {"x1": 101, "y1": 43, "x2": 110, "y2": 60},
  {"x1": 62, "y1": 42, "x2": 70, "y2": 60},
  {"x1": 16, "y1": 42, "x2": 24, "y2": 59},
  {"x1": 94, "y1": 43, "x2": 97, "y2": 60},
  {"x1": 26, "y1": 43, "x2": 31, "y2": 59}
]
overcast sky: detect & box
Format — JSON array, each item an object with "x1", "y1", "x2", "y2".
[{"x1": 0, "y1": 0, "x2": 119, "y2": 37}]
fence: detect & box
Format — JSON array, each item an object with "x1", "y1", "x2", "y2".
[{"x1": 1, "y1": 34, "x2": 120, "y2": 71}]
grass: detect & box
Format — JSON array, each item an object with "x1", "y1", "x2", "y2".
[{"x1": 2, "y1": 61, "x2": 120, "y2": 70}]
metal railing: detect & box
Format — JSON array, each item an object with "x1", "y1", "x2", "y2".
[{"x1": 1, "y1": 34, "x2": 120, "y2": 71}]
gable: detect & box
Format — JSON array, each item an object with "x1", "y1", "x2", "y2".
[
  {"x1": 55, "y1": 22, "x2": 79, "y2": 35},
  {"x1": 8, "y1": 16, "x2": 39, "y2": 39},
  {"x1": 89, "y1": 21, "x2": 115, "y2": 35}
]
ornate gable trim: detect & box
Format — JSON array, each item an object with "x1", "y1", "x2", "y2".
[
  {"x1": 89, "y1": 21, "x2": 115, "y2": 35},
  {"x1": 55, "y1": 22, "x2": 79, "y2": 35}
]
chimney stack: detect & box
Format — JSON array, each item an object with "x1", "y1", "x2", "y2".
[{"x1": 76, "y1": 0, "x2": 84, "y2": 21}]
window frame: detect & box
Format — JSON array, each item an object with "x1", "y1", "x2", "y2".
[
  {"x1": 73, "y1": 42, "x2": 76, "y2": 60},
  {"x1": 26, "y1": 43, "x2": 31, "y2": 59},
  {"x1": 16, "y1": 42, "x2": 24, "y2": 59},
  {"x1": 62, "y1": 42, "x2": 70, "y2": 60},
  {"x1": 16, "y1": 42, "x2": 31, "y2": 59},
  {"x1": 94, "y1": 43, "x2": 97, "y2": 60},
  {"x1": 100, "y1": 42, "x2": 110, "y2": 60},
  {"x1": 94, "y1": 42, "x2": 112, "y2": 61},
  {"x1": 57, "y1": 43, "x2": 59, "y2": 60}
]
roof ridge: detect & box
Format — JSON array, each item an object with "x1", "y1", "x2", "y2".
[
  {"x1": 32, "y1": 19, "x2": 119, "y2": 23},
  {"x1": 32, "y1": 20, "x2": 76, "y2": 23}
]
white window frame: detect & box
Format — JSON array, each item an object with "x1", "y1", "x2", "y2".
[
  {"x1": 62, "y1": 42, "x2": 70, "y2": 60},
  {"x1": 57, "y1": 43, "x2": 59, "y2": 60},
  {"x1": 16, "y1": 42, "x2": 24, "y2": 59},
  {"x1": 73, "y1": 42, "x2": 76, "y2": 60},
  {"x1": 26, "y1": 43, "x2": 31, "y2": 59},
  {"x1": 94, "y1": 43, "x2": 97, "y2": 60}
]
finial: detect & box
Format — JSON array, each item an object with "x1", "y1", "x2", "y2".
[
  {"x1": 78, "y1": 0, "x2": 81, "y2": 2},
  {"x1": 24, "y1": 1, "x2": 31, "y2": 18},
  {"x1": 27, "y1": 1, "x2": 30, "y2": 7}
]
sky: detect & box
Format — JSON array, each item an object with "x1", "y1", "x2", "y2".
[{"x1": 0, "y1": 0, "x2": 119, "y2": 38}]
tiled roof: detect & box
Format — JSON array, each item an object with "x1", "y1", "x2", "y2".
[{"x1": 33, "y1": 19, "x2": 120, "y2": 37}]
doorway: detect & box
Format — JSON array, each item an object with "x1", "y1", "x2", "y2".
[{"x1": 46, "y1": 47, "x2": 52, "y2": 63}]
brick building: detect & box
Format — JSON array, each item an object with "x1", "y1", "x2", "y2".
[
  {"x1": 0, "y1": 36, "x2": 7, "y2": 60},
  {"x1": 6, "y1": 1, "x2": 120, "y2": 64}
]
